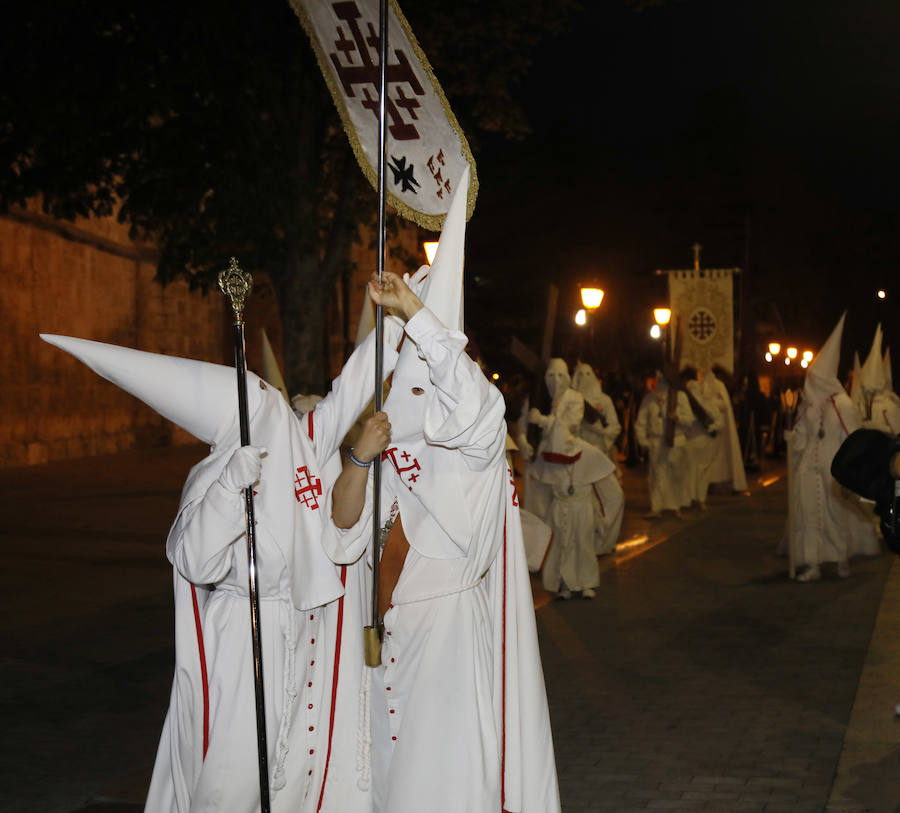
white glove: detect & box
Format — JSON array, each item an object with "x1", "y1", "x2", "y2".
[{"x1": 217, "y1": 445, "x2": 266, "y2": 493}]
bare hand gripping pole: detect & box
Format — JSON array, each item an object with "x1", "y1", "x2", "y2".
[
  {"x1": 364, "y1": 0, "x2": 390, "y2": 670},
  {"x1": 218, "y1": 257, "x2": 271, "y2": 812}
]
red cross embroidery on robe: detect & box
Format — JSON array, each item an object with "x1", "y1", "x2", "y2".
[
  {"x1": 294, "y1": 466, "x2": 322, "y2": 510},
  {"x1": 382, "y1": 447, "x2": 422, "y2": 491}
]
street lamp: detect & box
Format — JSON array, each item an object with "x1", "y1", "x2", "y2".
[
  {"x1": 650, "y1": 324, "x2": 662, "y2": 340},
  {"x1": 802, "y1": 350, "x2": 813, "y2": 362},
  {"x1": 580, "y1": 286, "x2": 605, "y2": 309},
  {"x1": 574, "y1": 308, "x2": 587, "y2": 326},
  {"x1": 653, "y1": 307, "x2": 672, "y2": 362},
  {"x1": 768, "y1": 342, "x2": 781, "y2": 356},
  {"x1": 787, "y1": 347, "x2": 798, "y2": 359}
]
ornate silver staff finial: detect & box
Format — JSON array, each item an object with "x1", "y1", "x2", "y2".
[{"x1": 218, "y1": 257, "x2": 253, "y2": 323}]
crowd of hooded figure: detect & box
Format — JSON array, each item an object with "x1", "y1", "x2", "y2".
[
  {"x1": 42, "y1": 173, "x2": 562, "y2": 813},
  {"x1": 37, "y1": 146, "x2": 900, "y2": 810},
  {"x1": 511, "y1": 354, "x2": 749, "y2": 600},
  {"x1": 781, "y1": 313, "x2": 899, "y2": 581},
  {"x1": 510, "y1": 305, "x2": 900, "y2": 598}
]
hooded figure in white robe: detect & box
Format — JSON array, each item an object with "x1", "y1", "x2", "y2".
[
  {"x1": 859, "y1": 325, "x2": 900, "y2": 436},
  {"x1": 558, "y1": 362, "x2": 624, "y2": 553},
  {"x1": 634, "y1": 374, "x2": 694, "y2": 515},
  {"x1": 787, "y1": 313, "x2": 881, "y2": 581},
  {"x1": 517, "y1": 358, "x2": 570, "y2": 524},
  {"x1": 681, "y1": 368, "x2": 724, "y2": 509},
  {"x1": 535, "y1": 388, "x2": 617, "y2": 597},
  {"x1": 42, "y1": 321, "x2": 402, "y2": 813},
  {"x1": 325, "y1": 169, "x2": 560, "y2": 813},
  {"x1": 700, "y1": 369, "x2": 748, "y2": 492},
  {"x1": 571, "y1": 362, "x2": 621, "y2": 459}
]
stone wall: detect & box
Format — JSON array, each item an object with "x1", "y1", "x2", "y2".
[
  {"x1": 0, "y1": 200, "x2": 425, "y2": 467},
  {"x1": 0, "y1": 203, "x2": 228, "y2": 466}
]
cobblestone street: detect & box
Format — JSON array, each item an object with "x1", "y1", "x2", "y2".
[{"x1": 1, "y1": 446, "x2": 898, "y2": 812}]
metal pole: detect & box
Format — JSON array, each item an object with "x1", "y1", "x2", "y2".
[
  {"x1": 218, "y1": 258, "x2": 271, "y2": 813},
  {"x1": 364, "y1": 0, "x2": 389, "y2": 669}
]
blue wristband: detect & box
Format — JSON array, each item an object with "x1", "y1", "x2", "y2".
[{"x1": 348, "y1": 448, "x2": 373, "y2": 468}]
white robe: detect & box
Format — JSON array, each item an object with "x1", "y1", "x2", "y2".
[
  {"x1": 145, "y1": 324, "x2": 401, "y2": 813},
  {"x1": 328, "y1": 308, "x2": 560, "y2": 813},
  {"x1": 579, "y1": 389, "x2": 621, "y2": 462},
  {"x1": 536, "y1": 432, "x2": 616, "y2": 592},
  {"x1": 635, "y1": 386, "x2": 694, "y2": 513},
  {"x1": 683, "y1": 380, "x2": 724, "y2": 506},
  {"x1": 865, "y1": 391, "x2": 900, "y2": 436},
  {"x1": 788, "y1": 389, "x2": 881, "y2": 567},
  {"x1": 702, "y1": 375, "x2": 747, "y2": 491}
]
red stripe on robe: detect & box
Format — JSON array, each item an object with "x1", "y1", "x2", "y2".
[
  {"x1": 316, "y1": 566, "x2": 347, "y2": 811},
  {"x1": 190, "y1": 584, "x2": 210, "y2": 759}
]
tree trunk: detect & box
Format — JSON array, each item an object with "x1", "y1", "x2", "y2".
[{"x1": 272, "y1": 251, "x2": 329, "y2": 397}]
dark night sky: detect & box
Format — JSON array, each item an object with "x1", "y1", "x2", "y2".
[{"x1": 463, "y1": 0, "x2": 900, "y2": 377}]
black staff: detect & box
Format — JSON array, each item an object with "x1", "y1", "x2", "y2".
[
  {"x1": 218, "y1": 257, "x2": 271, "y2": 812},
  {"x1": 363, "y1": 0, "x2": 390, "y2": 669}
]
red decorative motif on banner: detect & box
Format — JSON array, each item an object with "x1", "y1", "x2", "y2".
[
  {"x1": 294, "y1": 466, "x2": 323, "y2": 510},
  {"x1": 382, "y1": 446, "x2": 422, "y2": 490},
  {"x1": 426, "y1": 149, "x2": 452, "y2": 199},
  {"x1": 329, "y1": 1, "x2": 425, "y2": 141}
]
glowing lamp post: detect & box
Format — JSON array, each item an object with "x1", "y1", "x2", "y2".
[
  {"x1": 654, "y1": 308, "x2": 672, "y2": 362},
  {"x1": 787, "y1": 347, "x2": 798, "y2": 360},
  {"x1": 768, "y1": 342, "x2": 781, "y2": 356},
  {"x1": 581, "y1": 287, "x2": 605, "y2": 309},
  {"x1": 423, "y1": 241, "x2": 439, "y2": 265}
]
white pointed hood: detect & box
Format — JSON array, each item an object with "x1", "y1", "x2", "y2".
[
  {"x1": 571, "y1": 362, "x2": 603, "y2": 408},
  {"x1": 803, "y1": 312, "x2": 846, "y2": 404},
  {"x1": 385, "y1": 165, "x2": 469, "y2": 441},
  {"x1": 40, "y1": 333, "x2": 257, "y2": 446},
  {"x1": 860, "y1": 324, "x2": 886, "y2": 393},
  {"x1": 260, "y1": 328, "x2": 290, "y2": 403},
  {"x1": 382, "y1": 169, "x2": 473, "y2": 558},
  {"x1": 40, "y1": 332, "x2": 347, "y2": 611},
  {"x1": 885, "y1": 347, "x2": 894, "y2": 392},
  {"x1": 544, "y1": 358, "x2": 571, "y2": 410},
  {"x1": 849, "y1": 350, "x2": 862, "y2": 403}
]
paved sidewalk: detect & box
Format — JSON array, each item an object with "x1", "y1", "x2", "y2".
[{"x1": 1, "y1": 446, "x2": 898, "y2": 812}]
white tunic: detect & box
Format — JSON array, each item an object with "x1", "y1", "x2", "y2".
[
  {"x1": 788, "y1": 389, "x2": 881, "y2": 567},
  {"x1": 579, "y1": 389, "x2": 621, "y2": 462},
  {"x1": 145, "y1": 325, "x2": 401, "y2": 813},
  {"x1": 865, "y1": 391, "x2": 900, "y2": 436},
  {"x1": 329, "y1": 308, "x2": 560, "y2": 813},
  {"x1": 634, "y1": 385, "x2": 694, "y2": 513},
  {"x1": 702, "y1": 374, "x2": 748, "y2": 491},
  {"x1": 683, "y1": 380, "x2": 724, "y2": 506}
]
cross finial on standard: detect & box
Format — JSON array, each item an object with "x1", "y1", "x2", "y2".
[{"x1": 692, "y1": 242, "x2": 702, "y2": 272}]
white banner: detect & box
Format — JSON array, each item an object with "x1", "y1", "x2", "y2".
[
  {"x1": 667, "y1": 269, "x2": 735, "y2": 373},
  {"x1": 289, "y1": 0, "x2": 478, "y2": 230}
]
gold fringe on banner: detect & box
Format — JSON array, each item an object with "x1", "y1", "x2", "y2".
[{"x1": 288, "y1": 0, "x2": 478, "y2": 231}]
